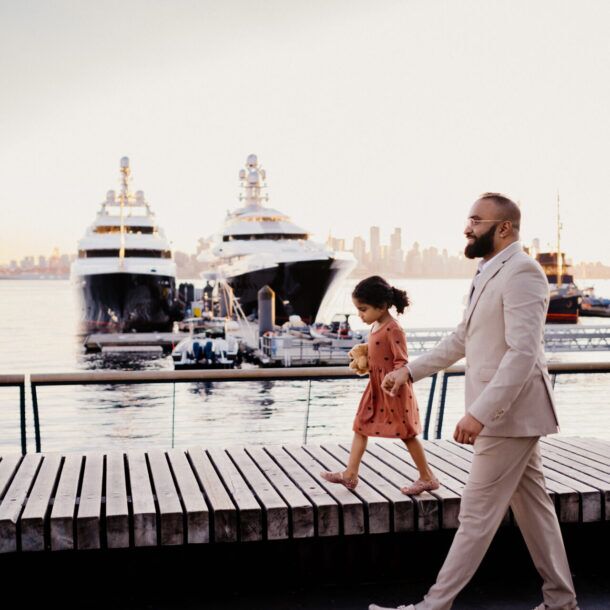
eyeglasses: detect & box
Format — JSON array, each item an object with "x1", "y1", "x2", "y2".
[{"x1": 465, "y1": 218, "x2": 510, "y2": 228}]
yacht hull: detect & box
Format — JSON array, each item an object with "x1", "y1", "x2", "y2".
[
  {"x1": 226, "y1": 258, "x2": 348, "y2": 324},
  {"x1": 77, "y1": 272, "x2": 179, "y2": 332}
]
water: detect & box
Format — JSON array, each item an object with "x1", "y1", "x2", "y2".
[{"x1": 0, "y1": 278, "x2": 609, "y2": 454}]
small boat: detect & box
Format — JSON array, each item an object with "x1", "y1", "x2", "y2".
[
  {"x1": 171, "y1": 333, "x2": 241, "y2": 369},
  {"x1": 580, "y1": 287, "x2": 610, "y2": 317},
  {"x1": 309, "y1": 313, "x2": 366, "y2": 348}
]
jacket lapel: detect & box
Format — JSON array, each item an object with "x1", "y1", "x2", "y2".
[{"x1": 464, "y1": 241, "x2": 523, "y2": 325}]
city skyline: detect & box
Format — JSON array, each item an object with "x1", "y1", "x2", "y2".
[{"x1": 2, "y1": 2, "x2": 610, "y2": 267}]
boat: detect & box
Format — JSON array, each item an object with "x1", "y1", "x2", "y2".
[
  {"x1": 171, "y1": 333, "x2": 241, "y2": 369},
  {"x1": 71, "y1": 157, "x2": 181, "y2": 332},
  {"x1": 198, "y1": 154, "x2": 356, "y2": 324},
  {"x1": 580, "y1": 287, "x2": 610, "y2": 317},
  {"x1": 534, "y1": 195, "x2": 582, "y2": 324},
  {"x1": 309, "y1": 313, "x2": 367, "y2": 348}
]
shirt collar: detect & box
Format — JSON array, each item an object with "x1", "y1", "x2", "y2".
[{"x1": 477, "y1": 241, "x2": 520, "y2": 274}]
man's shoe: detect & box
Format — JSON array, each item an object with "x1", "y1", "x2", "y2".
[{"x1": 369, "y1": 604, "x2": 415, "y2": 610}]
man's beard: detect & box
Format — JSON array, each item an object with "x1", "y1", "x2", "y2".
[{"x1": 464, "y1": 223, "x2": 498, "y2": 259}]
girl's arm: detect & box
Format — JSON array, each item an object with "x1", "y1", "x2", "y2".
[{"x1": 389, "y1": 325, "x2": 408, "y2": 370}]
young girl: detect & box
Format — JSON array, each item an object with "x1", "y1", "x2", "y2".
[{"x1": 320, "y1": 275, "x2": 440, "y2": 495}]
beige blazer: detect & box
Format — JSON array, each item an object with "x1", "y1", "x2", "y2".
[{"x1": 409, "y1": 241, "x2": 559, "y2": 437}]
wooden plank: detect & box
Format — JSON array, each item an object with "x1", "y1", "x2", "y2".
[
  {"x1": 187, "y1": 447, "x2": 237, "y2": 543},
  {"x1": 50, "y1": 454, "x2": 83, "y2": 550},
  {"x1": 167, "y1": 449, "x2": 209, "y2": 544},
  {"x1": 375, "y1": 441, "x2": 460, "y2": 530},
  {"x1": 540, "y1": 439, "x2": 610, "y2": 482},
  {"x1": 264, "y1": 445, "x2": 339, "y2": 537},
  {"x1": 20, "y1": 453, "x2": 62, "y2": 552},
  {"x1": 126, "y1": 451, "x2": 157, "y2": 547},
  {"x1": 306, "y1": 443, "x2": 390, "y2": 534},
  {"x1": 147, "y1": 450, "x2": 183, "y2": 546},
  {"x1": 324, "y1": 442, "x2": 416, "y2": 533},
  {"x1": 0, "y1": 455, "x2": 22, "y2": 502},
  {"x1": 226, "y1": 447, "x2": 289, "y2": 540},
  {"x1": 207, "y1": 448, "x2": 262, "y2": 542},
  {"x1": 442, "y1": 441, "x2": 581, "y2": 523},
  {"x1": 548, "y1": 437, "x2": 610, "y2": 465},
  {"x1": 105, "y1": 452, "x2": 129, "y2": 549},
  {"x1": 246, "y1": 446, "x2": 314, "y2": 539},
  {"x1": 284, "y1": 445, "x2": 365, "y2": 536},
  {"x1": 76, "y1": 453, "x2": 104, "y2": 550}
]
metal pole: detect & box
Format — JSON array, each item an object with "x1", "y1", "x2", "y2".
[
  {"x1": 19, "y1": 383, "x2": 27, "y2": 455},
  {"x1": 435, "y1": 372, "x2": 451, "y2": 439},
  {"x1": 423, "y1": 373, "x2": 438, "y2": 441},
  {"x1": 303, "y1": 380, "x2": 312, "y2": 445},
  {"x1": 171, "y1": 382, "x2": 176, "y2": 449},
  {"x1": 31, "y1": 384, "x2": 41, "y2": 453}
]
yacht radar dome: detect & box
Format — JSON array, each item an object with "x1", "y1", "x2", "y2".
[
  {"x1": 120, "y1": 157, "x2": 130, "y2": 168},
  {"x1": 246, "y1": 154, "x2": 258, "y2": 168}
]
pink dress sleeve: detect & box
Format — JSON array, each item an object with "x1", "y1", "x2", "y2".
[{"x1": 389, "y1": 325, "x2": 408, "y2": 370}]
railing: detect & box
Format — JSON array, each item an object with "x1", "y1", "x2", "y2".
[
  {"x1": 3, "y1": 361, "x2": 608, "y2": 454},
  {"x1": 0, "y1": 375, "x2": 26, "y2": 455}
]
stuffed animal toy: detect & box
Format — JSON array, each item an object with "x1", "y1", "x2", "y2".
[{"x1": 348, "y1": 343, "x2": 369, "y2": 376}]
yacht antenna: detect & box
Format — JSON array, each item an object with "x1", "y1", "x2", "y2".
[
  {"x1": 119, "y1": 157, "x2": 130, "y2": 268},
  {"x1": 556, "y1": 191, "x2": 563, "y2": 287}
]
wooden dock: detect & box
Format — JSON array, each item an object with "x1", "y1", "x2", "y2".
[{"x1": 0, "y1": 437, "x2": 608, "y2": 554}]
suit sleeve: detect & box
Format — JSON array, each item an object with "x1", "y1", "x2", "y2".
[
  {"x1": 408, "y1": 317, "x2": 467, "y2": 382},
  {"x1": 389, "y1": 326, "x2": 408, "y2": 370},
  {"x1": 468, "y1": 262, "x2": 549, "y2": 426}
]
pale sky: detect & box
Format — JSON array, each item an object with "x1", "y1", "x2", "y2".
[{"x1": 1, "y1": 0, "x2": 609, "y2": 265}]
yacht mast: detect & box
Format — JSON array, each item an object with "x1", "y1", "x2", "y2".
[
  {"x1": 556, "y1": 191, "x2": 563, "y2": 286},
  {"x1": 119, "y1": 157, "x2": 130, "y2": 268}
]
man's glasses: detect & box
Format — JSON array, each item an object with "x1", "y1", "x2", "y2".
[{"x1": 465, "y1": 218, "x2": 509, "y2": 228}]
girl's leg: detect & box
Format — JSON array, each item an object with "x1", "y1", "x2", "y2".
[
  {"x1": 404, "y1": 436, "x2": 437, "y2": 481},
  {"x1": 344, "y1": 432, "x2": 368, "y2": 480}
]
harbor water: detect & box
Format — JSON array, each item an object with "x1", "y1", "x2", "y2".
[{"x1": 0, "y1": 278, "x2": 609, "y2": 454}]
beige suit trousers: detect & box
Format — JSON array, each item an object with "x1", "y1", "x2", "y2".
[{"x1": 415, "y1": 436, "x2": 578, "y2": 610}]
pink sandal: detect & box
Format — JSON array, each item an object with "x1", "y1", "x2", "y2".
[
  {"x1": 400, "y1": 478, "x2": 440, "y2": 496},
  {"x1": 320, "y1": 470, "x2": 359, "y2": 490}
]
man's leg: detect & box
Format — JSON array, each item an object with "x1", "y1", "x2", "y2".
[
  {"x1": 414, "y1": 436, "x2": 539, "y2": 610},
  {"x1": 510, "y1": 441, "x2": 578, "y2": 610}
]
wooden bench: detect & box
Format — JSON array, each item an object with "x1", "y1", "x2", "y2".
[{"x1": 0, "y1": 437, "x2": 608, "y2": 553}]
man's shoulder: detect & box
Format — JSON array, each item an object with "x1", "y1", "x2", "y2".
[{"x1": 505, "y1": 250, "x2": 546, "y2": 277}]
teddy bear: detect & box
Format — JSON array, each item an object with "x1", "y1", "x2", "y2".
[{"x1": 348, "y1": 342, "x2": 369, "y2": 376}]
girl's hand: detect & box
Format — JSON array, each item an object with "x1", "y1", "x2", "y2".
[{"x1": 382, "y1": 367, "x2": 410, "y2": 396}]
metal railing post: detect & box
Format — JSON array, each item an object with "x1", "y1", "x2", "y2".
[{"x1": 422, "y1": 373, "x2": 438, "y2": 441}]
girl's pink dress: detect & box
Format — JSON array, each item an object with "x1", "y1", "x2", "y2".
[{"x1": 353, "y1": 317, "x2": 421, "y2": 439}]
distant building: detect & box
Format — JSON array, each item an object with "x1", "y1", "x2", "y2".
[{"x1": 370, "y1": 226, "x2": 380, "y2": 265}]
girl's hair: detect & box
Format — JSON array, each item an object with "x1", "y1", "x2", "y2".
[{"x1": 352, "y1": 275, "x2": 410, "y2": 314}]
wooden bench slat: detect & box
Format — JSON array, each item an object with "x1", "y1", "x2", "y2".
[
  {"x1": 77, "y1": 453, "x2": 104, "y2": 550},
  {"x1": 0, "y1": 455, "x2": 22, "y2": 502},
  {"x1": 226, "y1": 447, "x2": 289, "y2": 540},
  {"x1": 127, "y1": 451, "x2": 156, "y2": 547},
  {"x1": 245, "y1": 446, "x2": 314, "y2": 539},
  {"x1": 50, "y1": 454, "x2": 83, "y2": 550},
  {"x1": 442, "y1": 441, "x2": 581, "y2": 523},
  {"x1": 541, "y1": 439, "x2": 610, "y2": 482},
  {"x1": 147, "y1": 450, "x2": 183, "y2": 546},
  {"x1": 283, "y1": 445, "x2": 365, "y2": 536},
  {"x1": 207, "y1": 448, "x2": 262, "y2": 542},
  {"x1": 548, "y1": 437, "x2": 610, "y2": 465},
  {"x1": 187, "y1": 447, "x2": 237, "y2": 543},
  {"x1": 323, "y1": 442, "x2": 415, "y2": 533},
  {"x1": 106, "y1": 452, "x2": 129, "y2": 548},
  {"x1": 264, "y1": 445, "x2": 339, "y2": 537},
  {"x1": 305, "y1": 443, "x2": 390, "y2": 534},
  {"x1": 166, "y1": 449, "x2": 209, "y2": 544},
  {"x1": 20, "y1": 454, "x2": 63, "y2": 552}
]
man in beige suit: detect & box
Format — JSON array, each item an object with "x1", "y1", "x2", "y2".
[{"x1": 370, "y1": 194, "x2": 579, "y2": 610}]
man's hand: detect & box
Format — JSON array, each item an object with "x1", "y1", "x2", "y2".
[
  {"x1": 454, "y1": 413, "x2": 484, "y2": 445},
  {"x1": 381, "y1": 367, "x2": 411, "y2": 397}
]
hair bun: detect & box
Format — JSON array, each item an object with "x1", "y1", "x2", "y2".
[{"x1": 391, "y1": 286, "x2": 410, "y2": 314}]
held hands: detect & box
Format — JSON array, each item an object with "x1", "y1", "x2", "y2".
[
  {"x1": 381, "y1": 367, "x2": 411, "y2": 397},
  {"x1": 454, "y1": 413, "x2": 484, "y2": 445}
]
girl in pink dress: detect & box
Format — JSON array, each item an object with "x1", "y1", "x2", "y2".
[{"x1": 320, "y1": 275, "x2": 439, "y2": 495}]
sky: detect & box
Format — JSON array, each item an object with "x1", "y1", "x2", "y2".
[{"x1": 1, "y1": 0, "x2": 609, "y2": 265}]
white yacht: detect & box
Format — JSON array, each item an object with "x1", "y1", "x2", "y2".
[
  {"x1": 200, "y1": 154, "x2": 355, "y2": 324},
  {"x1": 71, "y1": 157, "x2": 180, "y2": 332}
]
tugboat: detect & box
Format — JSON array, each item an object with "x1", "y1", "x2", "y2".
[
  {"x1": 534, "y1": 195, "x2": 582, "y2": 324},
  {"x1": 199, "y1": 154, "x2": 355, "y2": 324},
  {"x1": 71, "y1": 157, "x2": 181, "y2": 332}
]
